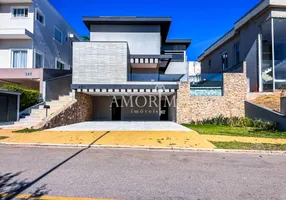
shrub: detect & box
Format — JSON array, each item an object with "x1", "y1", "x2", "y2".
[
  {"x1": 0, "y1": 84, "x2": 40, "y2": 111},
  {"x1": 192, "y1": 115, "x2": 277, "y2": 131}
]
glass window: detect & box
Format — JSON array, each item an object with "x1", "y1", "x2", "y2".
[
  {"x1": 234, "y1": 43, "x2": 240, "y2": 65},
  {"x1": 36, "y1": 10, "x2": 45, "y2": 24},
  {"x1": 54, "y1": 27, "x2": 62, "y2": 44},
  {"x1": 273, "y1": 18, "x2": 286, "y2": 82},
  {"x1": 35, "y1": 52, "x2": 44, "y2": 68},
  {"x1": 12, "y1": 8, "x2": 28, "y2": 18},
  {"x1": 12, "y1": 50, "x2": 27, "y2": 68},
  {"x1": 260, "y1": 20, "x2": 273, "y2": 92},
  {"x1": 221, "y1": 51, "x2": 228, "y2": 70},
  {"x1": 56, "y1": 60, "x2": 64, "y2": 70},
  {"x1": 208, "y1": 60, "x2": 211, "y2": 67}
]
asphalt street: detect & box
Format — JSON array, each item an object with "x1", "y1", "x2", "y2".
[{"x1": 0, "y1": 147, "x2": 286, "y2": 200}]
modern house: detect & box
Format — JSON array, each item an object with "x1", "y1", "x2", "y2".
[
  {"x1": 72, "y1": 16, "x2": 191, "y2": 121},
  {"x1": 198, "y1": 0, "x2": 286, "y2": 93},
  {"x1": 0, "y1": 0, "x2": 81, "y2": 100}
]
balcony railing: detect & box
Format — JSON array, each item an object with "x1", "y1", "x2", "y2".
[
  {"x1": 190, "y1": 74, "x2": 223, "y2": 96},
  {"x1": 128, "y1": 73, "x2": 184, "y2": 82}
]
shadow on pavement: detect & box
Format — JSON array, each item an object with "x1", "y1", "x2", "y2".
[
  {"x1": 2, "y1": 131, "x2": 110, "y2": 200},
  {"x1": 0, "y1": 172, "x2": 49, "y2": 200}
]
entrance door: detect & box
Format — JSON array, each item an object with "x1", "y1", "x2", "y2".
[
  {"x1": 112, "y1": 99, "x2": 121, "y2": 121},
  {"x1": 160, "y1": 100, "x2": 169, "y2": 121}
]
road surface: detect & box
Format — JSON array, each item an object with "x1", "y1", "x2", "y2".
[{"x1": 0, "y1": 147, "x2": 286, "y2": 200}]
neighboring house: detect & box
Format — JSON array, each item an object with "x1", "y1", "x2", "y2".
[
  {"x1": 0, "y1": 0, "x2": 81, "y2": 100},
  {"x1": 72, "y1": 16, "x2": 191, "y2": 121},
  {"x1": 198, "y1": 0, "x2": 286, "y2": 93},
  {"x1": 0, "y1": 89, "x2": 21, "y2": 123}
]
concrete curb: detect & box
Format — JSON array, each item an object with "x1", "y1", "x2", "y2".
[{"x1": 1, "y1": 142, "x2": 286, "y2": 155}]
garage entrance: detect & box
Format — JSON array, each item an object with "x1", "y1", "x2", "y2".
[{"x1": 0, "y1": 90, "x2": 21, "y2": 122}]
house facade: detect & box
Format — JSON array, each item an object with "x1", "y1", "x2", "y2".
[
  {"x1": 199, "y1": 0, "x2": 286, "y2": 93},
  {"x1": 0, "y1": 0, "x2": 81, "y2": 100},
  {"x1": 72, "y1": 16, "x2": 191, "y2": 121}
]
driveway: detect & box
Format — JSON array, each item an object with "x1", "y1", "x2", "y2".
[{"x1": 48, "y1": 121, "x2": 191, "y2": 131}]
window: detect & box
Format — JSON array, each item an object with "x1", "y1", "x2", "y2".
[
  {"x1": 36, "y1": 9, "x2": 45, "y2": 25},
  {"x1": 234, "y1": 43, "x2": 240, "y2": 65},
  {"x1": 54, "y1": 27, "x2": 63, "y2": 44},
  {"x1": 35, "y1": 52, "x2": 44, "y2": 68},
  {"x1": 12, "y1": 8, "x2": 29, "y2": 18},
  {"x1": 165, "y1": 52, "x2": 185, "y2": 62},
  {"x1": 221, "y1": 51, "x2": 228, "y2": 70},
  {"x1": 56, "y1": 60, "x2": 65, "y2": 70},
  {"x1": 208, "y1": 60, "x2": 212, "y2": 67},
  {"x1": 12, "y1": 50, "x2": 27, "y2": 68}
]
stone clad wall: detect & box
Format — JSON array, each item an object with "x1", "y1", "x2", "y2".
[
  {"x1": 177, "y1": 62, "x2": 247, "y2": 124},
  {"x1": 37, "y1": 93, "x2": 93, "y2": 129}
]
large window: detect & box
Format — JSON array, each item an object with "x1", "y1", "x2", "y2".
[
  {"x1": 54, "y1": 27, "x2": 63, "y2": 44},
  {"x1": 56, "y1": 60, "x2": 65, "y2": 70},
  {"x1": 12, "y1": 50, "x2": 27, "y2": 68},
  {"x1": 36, "y1": 9, "x2": 45, "y2": 25},
  {"x1": 234, "y1": 43, "x2": 240, "y2": 65},
  {"x1": 273, "y1": 18, "x2": 286, "y2": 88},
  {"x1": 221, "y1": 51, "x2": 228, "y2": 70},
  {"x1": 12, "y1": 8, "x2": 29, "y2": 18},
  {"x1": 259, "y1": 18, "x2": 286, "y2": 91},
  {"x1": 260, "y1": 20, "x2": 273, "y2": 91},
  {"x1": 35, "y1": 52, "x2": 44, "y2": 68}
]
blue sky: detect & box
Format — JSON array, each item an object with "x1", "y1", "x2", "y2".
[{"x1": 49, "y1": 0, "x2": 261, "y2": 61}]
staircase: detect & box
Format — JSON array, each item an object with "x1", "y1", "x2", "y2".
[
  {"x1": 2, "y1": 93, "x2": 73, "y2": 129},
  {"x1": 262, "y1": 67, "x2": 273, "y2": 82}
]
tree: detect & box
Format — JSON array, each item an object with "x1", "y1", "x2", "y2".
[{"x1": 82, "y1": 36, "x2": 90, "y2": 41}]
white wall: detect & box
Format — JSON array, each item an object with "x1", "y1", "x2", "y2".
[
  {"x1": 189, "y1": 61, "x2": 201, "y2": 76},
  {"x1": 0, "y1": 3, "x2": 34, "y2": 33},
  {"x1": 0, "y1": 39, "x2": 33, "y2": 68},
  {"x1": 33, "y1": 0, "x2": 81, "y2": 69},
  {"x1": 90, "y1": 25, "x2": 161, "y2": 55}
]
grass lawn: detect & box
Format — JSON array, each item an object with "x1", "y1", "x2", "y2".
[
  {"x1": 0, "y1": 136, "x2": 8, "y2": 140},
  {"x1": 184, "y1": 124, "x2": 286, "y2": 139},
  {"x1": 213, "y1": 141, "x2": 286, "y2": 151}
]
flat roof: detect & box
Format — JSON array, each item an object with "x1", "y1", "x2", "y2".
[
  {"x1": 82, "y1": 16, "x2": 172, "y2": 43},
  {"x1": 198, "y1": 0, "x2": 286, "y2": 61},
  {"x1": 165, "y1": 39, "x2": 192, "y2": 48}
]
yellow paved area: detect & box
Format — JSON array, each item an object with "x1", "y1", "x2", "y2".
[
  {"x1": 0, "y1": 130, "x2": 215, "y2": 149},
  {"x1": 2, "y1": 193, "x2": 113, "y2": 200},
  {"x1": 1, "y1": 131, "x2": 107, "y2": 145},
  {"x1": 203, "y1": 135, "x2": 286, "y2": 144},
  {"x1": 95, "y1": 131, "x2": 216, "y2": 148}
]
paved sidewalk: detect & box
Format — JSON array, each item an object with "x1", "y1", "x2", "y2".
[
  {"x1": 47, "y1": 121, "x2": 191, "y2": 131},
  {"x1": 203, "y1": 135, "x2": 286, "y2": 144},
  {"x1": 0, "y1": 130, "x2": 215, "y2": 149}
]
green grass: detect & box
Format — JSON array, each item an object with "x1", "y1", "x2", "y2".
[
  {"x1": 212, "y1": 141, "x2": 286, "y2": 151},
  {"x1": 0, "y1": 136, "x2": 8, "y2": 140},
  {"x1": 13, "y1": 128, "x2": 41, "y2": 133},
  {"x1": 184, "y1": 124, "x2": 286, "y2": 139}
]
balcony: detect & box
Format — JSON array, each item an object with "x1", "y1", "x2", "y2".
[
  {"x1": 0, "y1": 29, "x2": 33, "y2": 39},
  {"x1": 130, "y1": 55, "x2": 172, "y2": 72},
  {"x1": 128, "y1": 73, "x2": 184, "y2": 82}
]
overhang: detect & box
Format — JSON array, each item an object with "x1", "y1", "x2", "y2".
[
  {"x1": 0, "y1": 29, "x2": 33, "y2": 39},
  {"x1": 82, "y1": 16, "x2": 172, "y2": 43},
  {"x1": 130, "y1": 54, "x2": 172, "y2": 69},
  {"x1": 164, "y1": 39, "x2": 192, "y2": 49},
  {"x1": 0, "y1": 89, "x2": 21, "y2": 96}
]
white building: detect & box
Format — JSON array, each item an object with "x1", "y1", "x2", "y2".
[{"x1": 0, "y1": 0, "x2": 81, "y2": 100}]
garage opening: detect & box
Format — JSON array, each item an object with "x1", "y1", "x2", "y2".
[{"x1": 91, "y1": 95, "x2": 176, "y2": 122}]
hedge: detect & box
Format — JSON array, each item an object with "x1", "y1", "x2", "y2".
[
  {"x1": 0, "y1": 84, "x2": 40, "y2": 111},
  {"x1": 191, "y1": 115, "x2": 277, "y2": 131}
]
